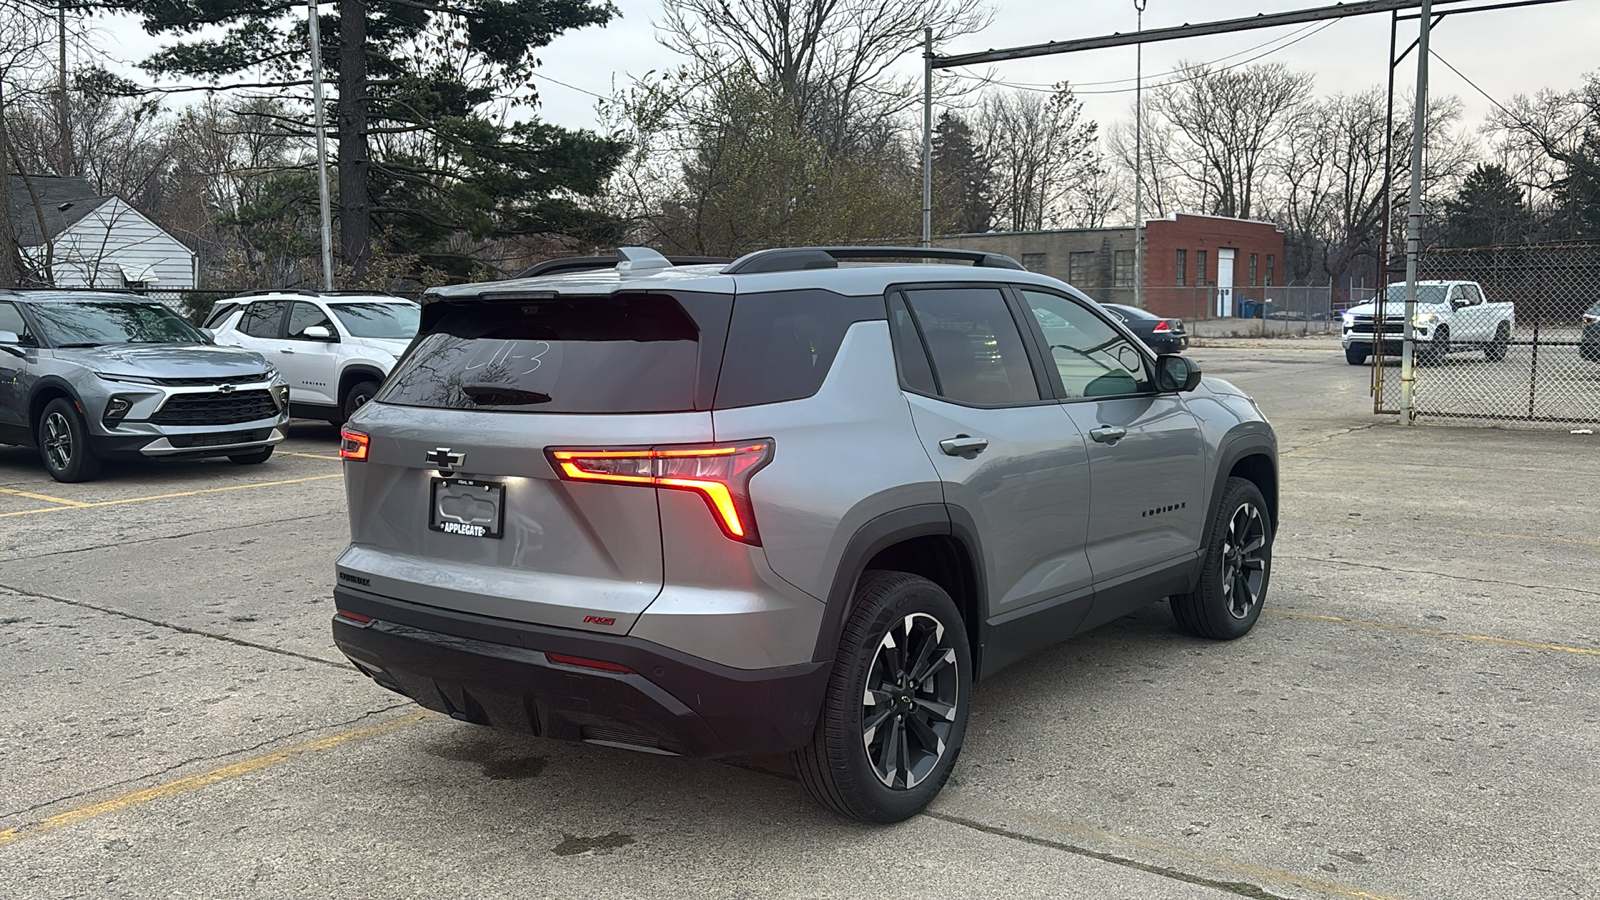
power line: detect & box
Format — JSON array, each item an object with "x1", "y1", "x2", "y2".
[{"x1": 528, "y1": 71, "x2": 608, "y2": 101}]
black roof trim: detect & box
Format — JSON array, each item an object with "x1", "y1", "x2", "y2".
[
  {"x1": 511, "y1": 255, "x2": 733, "y2": 280},
  {"x1": 722, "y1": 246, "x2": 1026, "y2": 275}
]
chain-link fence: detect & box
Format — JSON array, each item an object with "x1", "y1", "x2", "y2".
[
  {"x1": 1143, "y1": 284, "x2": 1336, "y2": 336},
  {"x1": 1371, "y1": 244, "x2": 1600, "y2": 427}
]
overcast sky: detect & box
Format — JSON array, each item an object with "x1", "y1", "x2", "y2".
[{"x1": 94, "y1": 0, "x2": 1600, "y2": 136}]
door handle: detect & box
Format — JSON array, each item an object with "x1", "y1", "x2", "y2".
[
  {"x1": 279, "y1": 348, "x2": 295, "y2": 354},
  {"x1": 1089, "y1": 425, "x2": 1128, "y2": 444},
  {"x1": 939, "y1": 435, "x2": 989, "y2": 457}
]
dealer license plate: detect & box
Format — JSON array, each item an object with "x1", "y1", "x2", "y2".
[{"x1": 429, "y1": 478, "x2": 505, "y2": 539}]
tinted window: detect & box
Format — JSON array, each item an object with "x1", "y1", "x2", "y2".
[
  {"x1": 329, "y1": 302, "x2": 419, "y2": 339},
  {"x1": 29, "y1": 302, "x2": 206, "y2": 347},
  {"x1": 240, "y1": 301, "x2": 287, "y2": 338},
  {"x1": 1021, "y1": 289, "x2": 1151, "y2": 398},
  {"x1": 287, "y1": 302, "x2": 335, "y2": 339},
  {"x1": 0, "y1": 302, "x2": 32, "y2": 343},
  {"x1": 901, "y1": 288, "x2": 1039, "y2": 405},
  {"x1": 714, "y1": 290, "x2": 880, "y2": 409},
  {"x1": 380, "y1": 293, "x2": 708, "y2": 413},
  {"x1": 887, "y1": 294, "x2": 937, "y2": 395}
]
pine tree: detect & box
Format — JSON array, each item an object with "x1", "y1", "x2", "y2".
[
  {"x1": 932, "y1": 112, "x2": 992, "y2": 234},
  {"x1": 1441, "y1": 163, "x2": 1530, "y2": 248},
  {"x1": 112, "y1": 0, "x2": 627, "y2": 279}
]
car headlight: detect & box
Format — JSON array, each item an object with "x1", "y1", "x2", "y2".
[
  {"x1": 1413, "y1": 312, "x2": 1437, "y2": 327},
  {"x1": 1341, "y1": 313, "x2": 1355, "y2": 328},
  {"x1": 262, "y1": 365, "x2": 280, "y2": 381},
  {"x1": 93, "y1": 371, "x2": 159, "y2": 385}
]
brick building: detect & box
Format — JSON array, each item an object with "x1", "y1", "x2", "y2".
[{"x1": 939, "y1": 213, "x2": 1285, "y2": 320}]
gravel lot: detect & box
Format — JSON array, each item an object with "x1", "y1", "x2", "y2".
[{"x1": 2, "y1": 343, "x2": 1596, "y2": 900}]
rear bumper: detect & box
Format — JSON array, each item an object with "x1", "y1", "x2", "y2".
[
  {"x1": 331, "y1": 586, "x2": 830, "y2": 758},
  {"x1": 1148, "y1": 334, "x2": 1189, "y2": 353}
]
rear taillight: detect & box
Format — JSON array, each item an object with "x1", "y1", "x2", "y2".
[
  {"x1": 547, "y1": 440, "x2": 774, "y2": 544},
  {"x1": 1153, "y1": 319, "x2": 1171, "y2": 332},
  {"x1": 340, "y1": 428, "x2": 369, "y2": 461},
  {"x1": 547, "y1": 653, "x2": 636, "y2": 674},
  {"x1": 1585, "y1": 314, "x2": 1600, "y2": 324}
]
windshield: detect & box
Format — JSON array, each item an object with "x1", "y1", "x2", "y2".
[
  {"x1": 329, "y1": 302, "x2": 420, "y2": 339},
  {"x1": 1380, "y1": 284, "x2": 1449, "y2": 305},
  {"x1": 30, "y1": 301, "x2": 207, "y2": 347}
]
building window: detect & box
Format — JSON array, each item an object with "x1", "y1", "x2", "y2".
[
  {"x1": 1197, "y1": 250, "x2": 1208, "y2": 287},
  {"x1": 1067, "y1": 251, "x2": 1094, "y2": 286},
  {"x1": 1021, "y1": 253, "x2": 1047, "y2": 271},
  {"x1": 1175, "y1": 250, "x2": 1187, "y2": 285},
  {"x1": 1113, "y1": 250, "x2": 1135, "y2": 287},
  {"x1": 1249, "y1": 253, "x2": 1259, "y2": 286},
  {"x1": 1266, "y1": 255, "x2": 1275, "y2": 286}
]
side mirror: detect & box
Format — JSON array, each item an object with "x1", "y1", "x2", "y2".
[
  {"x1": 0, "y1": 331, "x2": 22, "y2": 358},
  {"x1": 198, "y1": 327, "x2": 216, "y2": 341},
  {"x1": 1154, "y1": 354, "x2": 1202, "y2": 392},
  {"x1": 301, "y1": 325, "x2": 336, "y2": 342}
]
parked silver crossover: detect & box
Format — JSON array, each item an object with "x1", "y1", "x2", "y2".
[{"x1": 331, "y1": 247, "x2": 1278, "y2": 822}]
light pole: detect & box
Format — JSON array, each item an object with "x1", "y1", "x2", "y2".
[
  {"x1": 308, "y1": 0, "x2": 335, "y2": 290},
  {"x1": 1133, "y1": 0, "x2": 1146, "y2": 309}
]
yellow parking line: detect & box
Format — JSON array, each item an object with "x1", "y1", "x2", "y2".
[
  {"x1": 0, "y1": 711, "x2": 429, "y2": 849},
  {"x1": 278, "y1": 451, "x2": 343, "y2": 461},
  {"x1": 1267, "y1": 609, "x2": 1600, "y2": 657},
  {"x1": 0, "y1": 473, "x2": 344, "y2": 519},
  {"x1": 0, "y1": 487, "x2": 88, "y2": 507}
]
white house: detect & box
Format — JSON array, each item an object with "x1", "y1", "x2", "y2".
[{"x1": 3, "y1": 174, "x2": 198, "y2": 289}]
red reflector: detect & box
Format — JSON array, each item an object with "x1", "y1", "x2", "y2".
[
  {"x1": 336, "y1": 610, "x2": 373, "y2": 624},
  {"x1": 547, "y1": 653, "x2": 635, "y2": 674},
  {"x1": 547, "y1": 440, "x2": 774, "y2": 544},
  {"x1": 1153, "y1": 320, "x2": 1171, "y2": 332},
  {"x1": 340, "y1": 428, "x2": 370, "y2": 461}
]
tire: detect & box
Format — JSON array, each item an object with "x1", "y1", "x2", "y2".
[
  {"x1": 1422, "y1": 326, "x2": 1450, "y2": 365},
  {"x1": 342, "y1": 379, "x2": 380, "y2": 423},
  {"x1": 1344, "y1": 346, "x2": 1368, "y2": 366},
  {"x1": 1485, "y1": 323, "x2": 1510, "y2": 361},
  {"x1": 1170, "y1": 477, "x2": 1272, "y2": 640},
  {"x1": 37, "y1": 397, "x2": 102, "y2": 483},
  {"x1": 228, "y1": 446, "x2": 274, "y2": 465},
  {"x1": 794, "y1": 571, "x2": 972, "y2": 824}
]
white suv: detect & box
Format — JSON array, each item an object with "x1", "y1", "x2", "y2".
[{"x1": 206, "y1": 292, "x2": 419, "y2": 423}]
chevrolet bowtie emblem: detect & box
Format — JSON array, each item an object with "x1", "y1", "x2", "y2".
[
  {"x1": 425, "y1": 448, "x2": 465, "y2": 471},
  {"x1": 217, "y1": 384, "x2": 236, "y2": 393}
]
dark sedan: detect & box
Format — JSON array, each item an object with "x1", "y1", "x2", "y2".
[
  {"x1": 1101, "y1": 303, "x2": 1190, "y2": 354},
  {"x1": 1582, "y1": 300, "x2": 1599, "y2": 362}
]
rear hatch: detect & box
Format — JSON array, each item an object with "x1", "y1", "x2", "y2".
[{"x1": 337, "y1": 285, "x2": 734, "y2": 634}]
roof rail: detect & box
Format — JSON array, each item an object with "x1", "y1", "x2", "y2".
[
  {"x1": 230, "y1": 289, "x2": 321, "y2": 298},
  {"x1": 510, "y1": 253, "x2": 733, "y2": 280},
  {"x1": 722, "y1": 246, "x2": 1026, "y2": 275}
]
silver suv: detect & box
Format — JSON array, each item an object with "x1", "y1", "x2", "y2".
[
  {"x1": 331, "y1": 247, "x2": 1278, "y2": 823},
  {"x1": 0, "y1": 290, "x2": 289, "y2": 482}
]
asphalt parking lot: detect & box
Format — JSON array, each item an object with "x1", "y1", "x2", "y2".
[{"x1": 2, "y1": 342, "x2": 1597, "y2": 900}]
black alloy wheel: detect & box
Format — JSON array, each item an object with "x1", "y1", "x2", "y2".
[
  {"x1": 37, "y1": 397, "x2": 102, "y2": 483},
  {"x1": 1171, "y1": 476, "x2": 1272, "y2": 640},
  {"x1": 860, "y1": 611, "x2": 961, "y2": 790},
  {"x1": 795, "y1": 570, "x2": 971, "y2": 823},
  {"x1": 342, "y1": 379, "x2": 380, "y2": 424}
]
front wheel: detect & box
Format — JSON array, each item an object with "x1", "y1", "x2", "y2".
[
  {"x1": 1171, "y1": 477, "x2": 1273, "y2": 640},
  {"x1": 342, "y1": 379, "x2": 380, "y2": 423},
  {"x1": 794, "y1": 571, "x2": 971, "y2": 823},
  {"x1": 1344, "y1": 346, "x2": 1368, "y2": 366},
  {"x1": 38, "y1": 398, "x2": 102, "y2": 483},
  {"x1": 1421, "y1": 326, "x2": 1450, "y2": 365}
]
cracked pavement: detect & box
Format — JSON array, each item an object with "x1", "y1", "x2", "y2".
[{"x1": 2, "y1": 354, "x2": 1597, "y2": 900}]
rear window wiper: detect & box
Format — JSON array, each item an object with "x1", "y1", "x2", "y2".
[{"x1": 461, "y1": 384, "x2": 552, "y2": 406}]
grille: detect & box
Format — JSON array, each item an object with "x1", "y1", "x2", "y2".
[
  {"x1": 150, "y1": 374, "x2": 270, "y2": 387},
  {"x1": 152, "y1": 391, "x2": 278, "y2": 426},
  {"x1": 1351, "y1": 318, "x2": 1403, "y2": 335},
  {"x1": 166, "y1": 429, "x2": 269, "y2": 449}
]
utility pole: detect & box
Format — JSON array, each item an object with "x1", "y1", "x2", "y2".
[
  {"x1": 1400, "y1": 0, "x2": 1431, "y2": 425},
  {"x1": 57, "y1": 0, "x2": 71, "y2": 175},
  {"x1": 1133, "y1": 0, "x2": 1146, "y2": 308},
  {"x1": 921, "y1": 27, "x2": 933, "y2": 249},
  {"x1": 307, "y1": 0, "x2": 335, "y2": 290}
]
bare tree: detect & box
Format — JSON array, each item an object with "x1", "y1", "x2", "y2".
[
  {"x1": 1, "y1": 1, "x2": 59, "y2": 285},
  {"x1": 1148, "y1": 61, "x2": 1313, "y2": 220},
  {"x1": 977, "y1": 85, "x2": 1100, "y2": 232},
  {"x1": 658, "y1": 0, "x2": 990, "y2": 154}
]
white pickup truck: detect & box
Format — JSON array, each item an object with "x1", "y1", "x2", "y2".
[{"x1": 1341, "y1": 280, "x2": 1515, "y2": 366}]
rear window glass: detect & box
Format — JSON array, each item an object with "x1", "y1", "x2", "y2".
[
  {"x1": 713, "y1": 290, "x2": 883, "y2": 409},
  {"x1": 378, "y1": 293, "x2": 710, "y2": 413}
]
